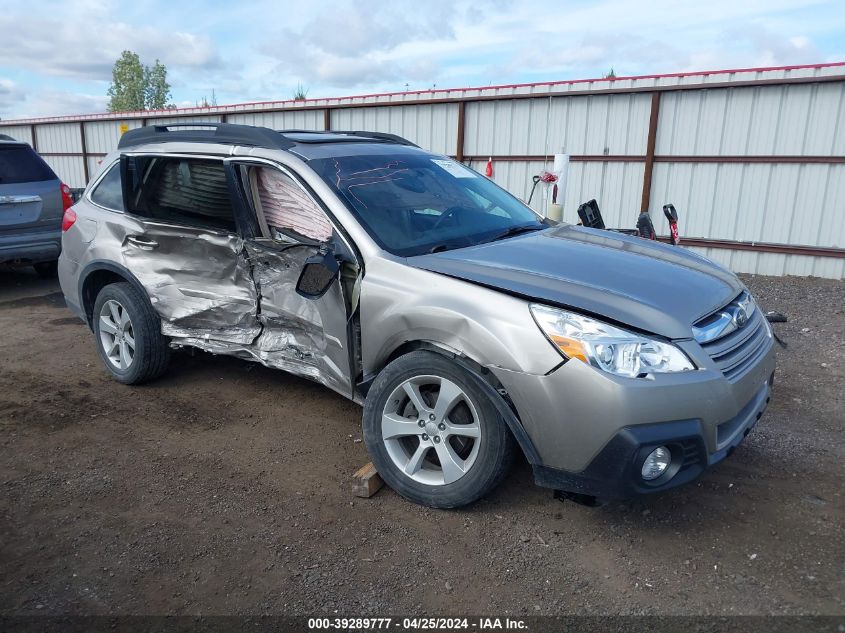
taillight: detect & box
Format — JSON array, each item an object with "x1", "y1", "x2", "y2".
[
  {"x1": 62, "y1": 208, "x2": 77, "y2": 232},
  {"x1": 60, "y1": 183, "x2": 74, "y2": 212}
]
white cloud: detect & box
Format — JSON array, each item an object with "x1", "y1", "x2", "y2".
[
  {"x1": 0, "y1": 0, "x2": 842, "y2": 119},
  {"x1": 0, "y1": 79, "x2": 27, "y2": 116},
  {"x1": 3, "y1": 89, "x2": 108, "y2": 119},
  {"x1": 0, "y1": 17, "x2": 220, "y2": 81}
]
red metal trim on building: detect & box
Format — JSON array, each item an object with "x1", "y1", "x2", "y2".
[{"x1": 657, "y1": 237, "x2": 844, "y2": 258}]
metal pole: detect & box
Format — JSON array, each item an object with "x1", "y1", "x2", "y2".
[{"x1": 640, "y1": 92, "x2": 661, "y2": 213}]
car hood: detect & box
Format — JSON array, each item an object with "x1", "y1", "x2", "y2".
[{"x1": 406, "y1": 225, "x2": 743, "y2": 339}]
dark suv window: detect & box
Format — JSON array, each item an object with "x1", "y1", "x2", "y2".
[
  {"x1": 0, "y1": 144, "x2": 57, "y2": 184},
  {"x1": 89, "y1": 163, "x2": 124, "y2": 211},
  {"x1": 127, "y1": 157, "x2": 235, "y2": 232}
]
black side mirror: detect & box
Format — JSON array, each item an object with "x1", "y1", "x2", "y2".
[{"x1": 296, "y1": 248, "x2": 340, "y2": 299}]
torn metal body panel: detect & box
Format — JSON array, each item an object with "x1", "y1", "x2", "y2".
[
  {"x1": 123, "y1": 223, "x2": 260, "y2": 344},
  {"x1": 151, "y1": 236, "x2": 354, "y2": 398},
  {"x1": 245, "y1": 239, "x2": 352, "y2": 397}
]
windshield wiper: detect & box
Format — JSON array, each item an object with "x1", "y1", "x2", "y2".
[{"x1": 485, "y1": 224, "x2": 545, "y2": 243}]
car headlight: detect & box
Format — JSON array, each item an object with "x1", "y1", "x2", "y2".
[{"x1": 530, "y1": 304, "x2": 695, "y2": 378}]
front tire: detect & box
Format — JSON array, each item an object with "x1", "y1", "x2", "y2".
[
  {"x1": 363, "y1": 351, "x2": 515, "y2": 508},
  {"x1": 92, "y1": 282, "x2": 170, "y2": 384}
]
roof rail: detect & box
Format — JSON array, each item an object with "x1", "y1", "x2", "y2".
[
  {"x1": 116, "y1": 122, "x2": 419, "y2": 151},
  {"x1": 276, "y1": 129, "x2": 418, "y2": 147},
  {"x1": 345, "y1": 131, "x2": 417, "y2": 147},
  {"x1": 327, "y1": 130, "x2": 418, "y2": 147},
  {"x1": 118, "y1": 122, "x2": 295, "y2": 150}
]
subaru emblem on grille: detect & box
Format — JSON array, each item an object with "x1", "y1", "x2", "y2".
[{"x1": 693, "y1": 293, "x2": 756, "y2": 343}]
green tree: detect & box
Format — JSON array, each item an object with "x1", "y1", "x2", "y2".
[
  {"x1": 144, "y1": 59, "x2": 172, "y2": 110},
  {"x1": 107, "y1": 51, "x2": 146, "y2": 112},
  {"x1": 107, "y1": 51, "x2": 173, "y2": 112},
  {"x1": 293, "y1": 83, "x2": 308, "y2": 100},
  {"x1": 604, "y1": 67, "x2": 617, "y2": 79}
]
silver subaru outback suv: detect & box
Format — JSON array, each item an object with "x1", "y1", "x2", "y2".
[{"x1": 59, "y1": 123, "x2": 775, "y2": 508}]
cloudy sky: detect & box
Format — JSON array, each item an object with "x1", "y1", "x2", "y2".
[{"x1": 1, "y1": 0, "x2": 843, "y2": 120}]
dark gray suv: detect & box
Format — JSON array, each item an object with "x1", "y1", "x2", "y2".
[
  {"x1": 0, "y1": 134, "x2": 72, "y2": 276},
  {"x1": 58, "y1": 123, "x2": 776, "y2": 508}
]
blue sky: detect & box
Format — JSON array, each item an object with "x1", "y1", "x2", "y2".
[{"x1": 1, "y1": 0, "x2": 843, "y2": 119}]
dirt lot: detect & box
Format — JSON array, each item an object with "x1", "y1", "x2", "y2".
[{"x1": 0, "y1": 268, "x2": 842, "y2": 616}]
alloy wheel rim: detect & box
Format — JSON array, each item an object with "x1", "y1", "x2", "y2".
[
  {"x1": 98, "y1": 299, "x2": 135, "y2": 370},
  {"x1": 381, "y1": 375, "x2": 482, "y2": 486}
]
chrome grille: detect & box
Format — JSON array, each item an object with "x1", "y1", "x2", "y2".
[{"x1": 696, "y1": 294, "x2": 772, "y2": 382}]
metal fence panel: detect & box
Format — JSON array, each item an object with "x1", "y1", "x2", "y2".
[
  {"x1": 145, "y1": 115, "x2": 222, "y2": 126},
  {"x1": 657, "y1": 83, "x2": 845, "y2": 156},
  {"x1": 228, "y1": 110, "x2": 325, "y2": 130},
  {"x1": 330, "y1": 104, "x2": 458, "y2": 156},
  {"x1": 650, "y1": 162, "x2": 844, "y2": 249},
  {"x1": 466, "y1": 93, "x2": 652, "y2": 156},
  {"x1": 42, "y1": 155, "x2": 86, "y2": 188},
  {"x1": 35, "y1": 123, "x2": 82, "y2": 153},
  {"x1": 2, "y1": 63, "x2": 843, "y2": 277},
  {"x1": 0, "y1": 125, "x2": 33, "y2": 145},
  {"x1": 84, "y1": 119, "x2": 144, "y2": 154}
]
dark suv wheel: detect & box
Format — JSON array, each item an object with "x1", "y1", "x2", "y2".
[
  {"x1": 92, "y1": 282, "x2": 170, "y2": 384},
  {"x1": 33, "y1": 261, "x2": 58, "y2": 278},
  {"x1": 363, "y1": 350, "x2": 515, "y2": 508}
]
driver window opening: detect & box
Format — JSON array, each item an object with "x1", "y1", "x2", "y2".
[{"x1": 248, "y1": 167, "x2": 333, "y2": 243}]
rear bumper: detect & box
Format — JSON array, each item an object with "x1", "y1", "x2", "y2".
[{"x1": 0, "y1": 229, "x2": 61, "y2": 264}]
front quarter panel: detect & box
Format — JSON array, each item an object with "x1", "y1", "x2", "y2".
[{"x1": 360, "y1": 256, "x2": 563, "y2": 377}]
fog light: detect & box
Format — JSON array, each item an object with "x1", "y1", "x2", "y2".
[{"x1": 641, "y1": 446, "x2": 671, "y2": 481}]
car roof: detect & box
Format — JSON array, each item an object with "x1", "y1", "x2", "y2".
[{"x1": 117, "y1": 123, "x2": 423, "y2": 161}]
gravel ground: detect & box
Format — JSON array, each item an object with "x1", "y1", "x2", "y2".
[{"x1": 0, "y1": 268, "x2": 842, "y2": 616}]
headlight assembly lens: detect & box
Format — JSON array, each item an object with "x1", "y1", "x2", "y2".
[{"x1": 530, "y1": 304, "x2": 695, "y2": 378}]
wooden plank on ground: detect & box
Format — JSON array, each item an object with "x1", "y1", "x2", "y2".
[{"x1": 352, "y1": 462, "x2": 383, "y2": 498}]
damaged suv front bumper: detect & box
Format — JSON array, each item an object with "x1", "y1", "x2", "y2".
[{"x1": 492, "y1": 333, "x2": 776, "y2": 500}]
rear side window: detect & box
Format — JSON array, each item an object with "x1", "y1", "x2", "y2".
[
  {"x1": 89, "y1": 163, "x2": 124, "y2": 211},
  {"x1": 0, "y1": 144, "x2": 56, "y2": 184},
  {"x1": 127, "y1": 157, "x2": 235, "y2": 232}
]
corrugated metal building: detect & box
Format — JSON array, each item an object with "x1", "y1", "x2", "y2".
[{"x1": 2, "y1": 62, "x2": 843, "y2": 278}]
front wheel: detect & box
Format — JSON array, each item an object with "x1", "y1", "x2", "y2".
[
  {"x1": 92, "y1": 282, "x2": 170, "y2": 384},
  {"x1": 363, "y1": 351, "x2": 515, "y2": 508}
]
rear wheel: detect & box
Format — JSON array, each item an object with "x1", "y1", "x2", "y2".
[
  {"x1": 92, "y1": 282, "x2": 170, "y2": 384},
  {"x1": 363, "y1": 351, "x2": 515, "y2": 508},
  {"x1": 33, "y1": 261, "x2": 58, "y2": 278}
]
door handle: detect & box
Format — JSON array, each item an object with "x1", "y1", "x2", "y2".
[{"x1": 126, "y1": 235, "x2": 159, "y2": 250}]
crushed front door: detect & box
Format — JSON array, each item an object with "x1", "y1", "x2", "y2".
[
  {"x1": 244, "y1": 239, "x2": 353, "y2": 396},
  {"x1": 225, "y1": 158, "x2": 355, "y2": 397}
]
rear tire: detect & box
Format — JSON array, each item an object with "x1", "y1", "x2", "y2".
[
  {"x1": 92, "y1": 282, "x2": 170, "y2": 384},
  {"x1": 33, "y1": 261, "x2": 58, "y2": 278},
  {"x1": 363, "y1": 351, "x2": 515, "y2": 508}
]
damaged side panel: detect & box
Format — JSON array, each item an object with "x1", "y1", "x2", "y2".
[
  {"x1": 249, "y1": 240, "x2": 352, "y2": 396},
  {"x1": 171, "y1": 239, "x2": 353, "y2": 398},
  {"x1": 121, "y1": 223, "x2": 261, "y2": 344}
]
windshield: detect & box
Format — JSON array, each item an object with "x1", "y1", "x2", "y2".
[{"x1": 309, "y1": 153, "x2": 546, "y2": 256}]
